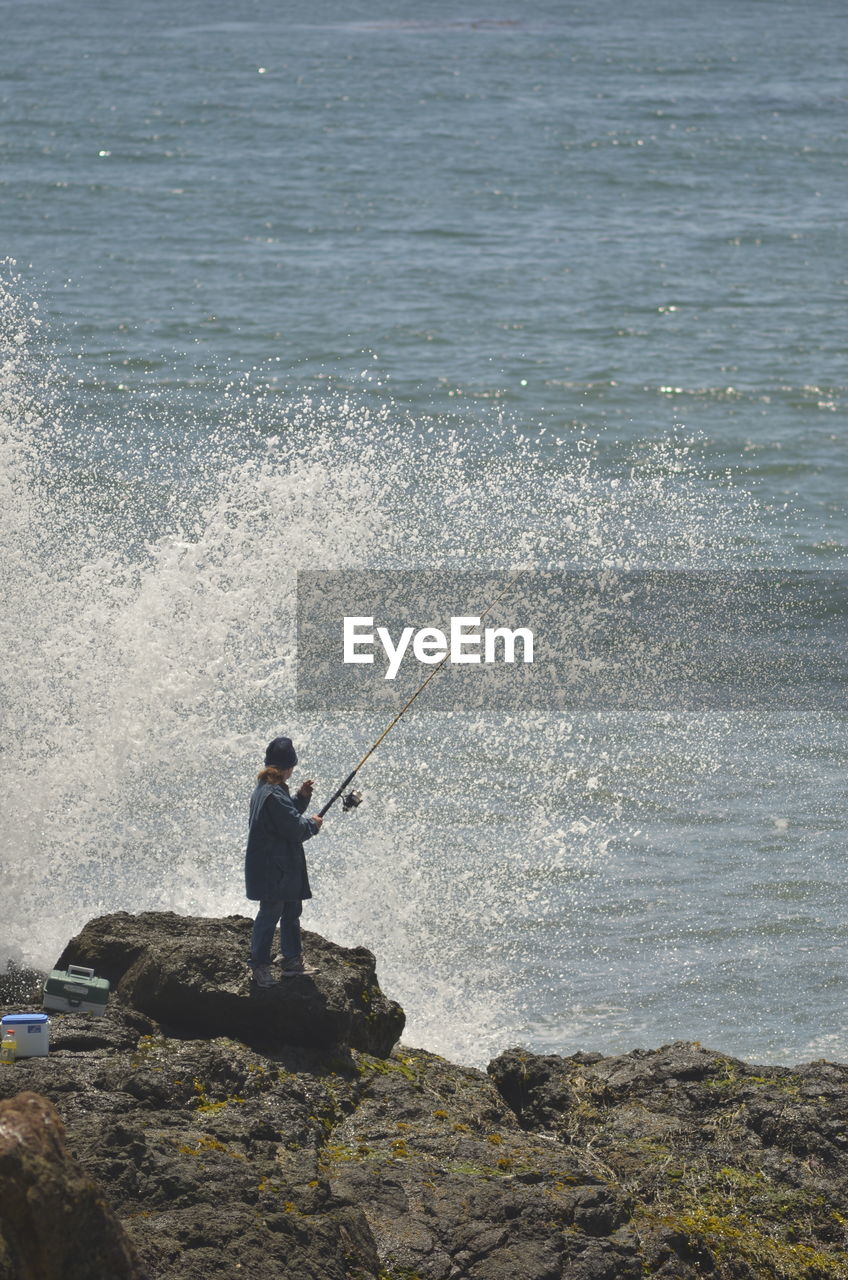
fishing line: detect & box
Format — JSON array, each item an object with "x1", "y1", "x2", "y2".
[{"x1": 317, "y1": 570, "x2": 524, "y2": 817}]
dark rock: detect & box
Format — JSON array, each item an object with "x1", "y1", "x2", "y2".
[
  {"x1": 48, "y1": 1005, "x2": 157, "y2": 1054},
  {"x1": 0, "y1": 1008, "x2": 642, "y2": 1280},
  {"x1": 488, "y1": 1047, "x2": 582, "y2": 1129},
  {"x1": 489, "y1": 1041, "x2": 848, "y2": 1278},
  {"x1": 55, "y1": 911, "x2": 405, "y2": 1057},
  {"x1": 0, "y1": 1024, "x2": 383, "y2": 1279},
  {"x1": 5, "y1": 912, "x2": 848, "y2": 1279},
  {"x1": 0, "y1": 1090, "x2": 144, "y2": 1280},
  {"x1": 323, "y1": 1047, "x2": 640, "y2": 1280}
]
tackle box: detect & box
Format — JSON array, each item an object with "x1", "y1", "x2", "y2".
[
  {"x1": 42, "y1": 965, "x2": 110, "y2": 1016},
  {"x1": 2, "y1": 1012, "x2": 50, "y2": 1057}
]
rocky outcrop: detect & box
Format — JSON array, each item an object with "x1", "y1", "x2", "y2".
[
  {"x1": 2, "y1": 917, "x2": 848, "y2": 1279},
  {"x1": 0, "y1": 1090, "x2": 144, "y2": 1280},
  {"x1": 56, "y1": 911, "x2": 405, "y2": 1057},
  {"x1": 307, "y1": 1045, "x2": 640, "y2": 1279},
  {"x1": 0, "y1": 1018, "x2": 642, "y2": 1280},
  {"x1": 489, "y1": 1041, "x2": 848, "y2": 1279}
]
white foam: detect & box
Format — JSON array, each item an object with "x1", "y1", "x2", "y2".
[{"x1": 1, "y1": 274, "x2": 778, "y2": 1064}]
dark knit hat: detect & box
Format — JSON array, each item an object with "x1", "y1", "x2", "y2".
[{"x1": 264, "y1": 736, "x2": 298, "y2": 769}]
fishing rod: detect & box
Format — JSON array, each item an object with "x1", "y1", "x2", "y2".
[{"x1": 318, "y1": 570, "x2": 523, "y2": 817}]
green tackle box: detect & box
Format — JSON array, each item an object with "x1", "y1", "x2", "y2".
[{"x1": 42, "y1": 965, "x2": 110, "y2": 1017}]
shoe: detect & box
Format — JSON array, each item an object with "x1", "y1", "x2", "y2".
[
  {"x1": 251, "y1": 964, "x2": 277, "y2": 988},
  {"x1": 279, "y1": 955, "x2": 318, "y2": 978},
  {"x1": 272, "y1": 952, "x2": 315, "y2": 968}
]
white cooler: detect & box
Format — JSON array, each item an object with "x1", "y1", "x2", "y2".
[{"x1": 1, "y1": 1012, "x2": 50, "y2": 1057}]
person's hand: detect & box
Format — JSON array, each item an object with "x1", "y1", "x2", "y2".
[
  {"x1": 297, "y1": 778, "x2": 314, "y2": 801},
  {"x1": 310, "y1": 814, "x2": 323, "y2": 831}
]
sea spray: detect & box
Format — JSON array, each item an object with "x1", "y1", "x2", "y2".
[{"x1": 2, "y1": 276, "x2": 841, "y2": 1065}]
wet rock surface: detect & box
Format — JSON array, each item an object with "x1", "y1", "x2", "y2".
[
  {"x1": 0, "y1": 1089, "x2": 144, "y2": 1280},
  {"x1": 2, "y1": 918, "x2": 847, "y2": 1279},
  {"x1": 0, "y1": 1023, "x2": 640, "y2": 1280},
  {"x1": 56, "y1": 911, "x2": 405, "y2": 1057},
  {"x1": 489, "y1": 1041, "x2": 848, "y2": 1278}
]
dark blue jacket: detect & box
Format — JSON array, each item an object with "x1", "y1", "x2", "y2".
[{"x1": 244, "y1": 781, "x2": 319, "y2": 902}]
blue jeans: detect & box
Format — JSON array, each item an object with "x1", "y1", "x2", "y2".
[{"x1": 249, "y1": 899, "x2": 302, "y2": 967}]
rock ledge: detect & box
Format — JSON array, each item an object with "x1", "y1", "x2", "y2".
[
  {"x1": 2, "y1": 918, "x2": 847, "y2": 1280},
  {"x1": 56, "y1": 911, "x2": 405, "y2": 1058}
]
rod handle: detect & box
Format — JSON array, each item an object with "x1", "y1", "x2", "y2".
[{"x1": 318, "y1": 770, "x2": 358, "y2": 818}]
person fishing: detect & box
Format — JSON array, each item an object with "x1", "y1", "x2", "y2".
[
  {"x1": 243, "y1": 580, "x2": 523, "y2": 989},
  {"x1": 245, "y1": 736, "x2": 324, "y2": 987}
]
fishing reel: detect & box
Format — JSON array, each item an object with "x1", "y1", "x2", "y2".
[{"x1": 341, "y1": 790, "x2": 363, "y2": 813}]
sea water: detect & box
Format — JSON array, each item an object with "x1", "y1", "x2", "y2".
[{"x1": 1, "y1": 0, "x2": 846, "y2": 1066}]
